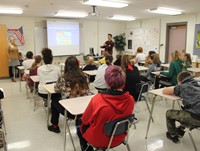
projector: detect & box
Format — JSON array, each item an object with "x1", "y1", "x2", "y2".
[{"x1": 89, "y1": 12, "x2": 99, "y2": 16}]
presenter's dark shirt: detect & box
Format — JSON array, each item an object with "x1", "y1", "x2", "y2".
[{"x1": 101, "y1": 40, "x2": 114, "y2": 55}]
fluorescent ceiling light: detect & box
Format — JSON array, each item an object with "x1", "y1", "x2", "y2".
[
  {"x1": 55, "y1": 11, "x2": 88, "y2": 18},
  {"x1": 83, "y1": 0, "x2": 128, "y2": 8},
  {"x1": 0, "y1": 7, "x2": 23, "y2": 14},
  {"x1": 108, "y1": 15, "x2": 135, "y2": 21},
  {"x1": 148, "y1": 7, "x2": 182, "y2": 15}
]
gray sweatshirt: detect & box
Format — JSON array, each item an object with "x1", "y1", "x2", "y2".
[{"x1": 174, "y1": 76, "x2": 200, "y2": 117}]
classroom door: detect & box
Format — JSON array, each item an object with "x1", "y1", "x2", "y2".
[
  {"x1": 0, "y1": 24, "x2": 9, "y2": 78},
  {"x1": 166, "y1": 23, "x2": 187, "y2": 62}
]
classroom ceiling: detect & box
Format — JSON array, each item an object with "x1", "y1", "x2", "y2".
[{"x1": 1, "y1": 0, "x2": 200, "y2": 20}]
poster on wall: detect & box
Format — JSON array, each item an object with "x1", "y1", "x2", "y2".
[
  {"x1": 193, "y1": 24, "x2": 200, "y2": 56},
  {"x1": 195, "y1": 31, "x2": 200, "y2": 48},
  {"x1": 7, "y1": 26, "x2": 25, "y2": 46}
]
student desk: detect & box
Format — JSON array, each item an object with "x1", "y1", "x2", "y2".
[
  {"x1": 137, "y1": 66, "x2": 148, "y2": 72},
  {"x1": 187, "y1": 68, "x2": 200, "y2": 77},
  {"x1": 145, "y1": 87, "x2": 182, "y2": 139},
  {"x1": 59, "y1": 95, "x2": 95, "y2": 151},
  {"x1": 29, "y1": 75, "x2": 39, "y2": 110},
  {"x1": 43, "y1": 83, "x2": 56, "y2": 126},
  {"x1": 17, "y1": 66, "x2": 25, "y2": 92},
  {"x1": 83, "y1": 70, "x2": 97, "y2": 76},
  {"x1": 161, "y1": 63, "x2": 170, "y2": 69}
]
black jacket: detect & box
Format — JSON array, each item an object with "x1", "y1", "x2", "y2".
[
  {"x1": 124, "y1": 65, "x2": 141, "y2": 101},
  {"x1": 0, "y1": 90, "x2": 4, "y2": 99}
]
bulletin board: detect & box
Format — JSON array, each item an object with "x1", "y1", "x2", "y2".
[
  {"x1": 193, "y1": 24, "x2": 200, "y2": 56},
  {"x1": 126, "y1": 27, "x2": 160, "y2": 54}
]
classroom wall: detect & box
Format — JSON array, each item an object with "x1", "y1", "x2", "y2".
[
  {"x1": 125, "y1": 13, "x2": 200, "y2": 62},
  {"x1": 2, "y1": 12, "x2": 200, "y2": 64},
  {"x1": 0, "y1": 16, "x2": 35, "y2": 54},
  {"x1": 0, "y1": 16, "x2": 125, "y2": 64}
]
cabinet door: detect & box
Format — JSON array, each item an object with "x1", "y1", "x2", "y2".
[{"x1": 0, "y1": 24, "x2": 9, "y2": 78}]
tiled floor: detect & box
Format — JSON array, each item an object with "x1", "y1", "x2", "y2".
[{"x1": 0, "y1": 78, "x2": 199, "y2": 151}]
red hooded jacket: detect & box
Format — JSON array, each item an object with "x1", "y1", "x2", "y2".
[{"x1": 81, "y1": 90, "x2": 134, "y2": 148}]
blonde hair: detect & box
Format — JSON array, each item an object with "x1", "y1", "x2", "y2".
[
  {"x1": 171, "y1": 50, "x2": 181, "y2": 61},
  {"x1": 29, "y1": 55, "x2": 42, "y2": 71},
  {"x1": 87, "y1": 56, "x2": 94, "y2": 65}
]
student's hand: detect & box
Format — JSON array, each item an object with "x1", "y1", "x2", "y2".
[{"x1": 155, "y1": 72, "x2": 160, "y2": 76}]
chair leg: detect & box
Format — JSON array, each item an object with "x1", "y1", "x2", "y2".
[
  {"x1": 0, "y1": 129, "x2": 7, "y2": 151},
  {"x1": 1, "y1": 111, "x2": 6, "y2": 135},
  {"x1": 126, "y1": 143, "x2": 131, "y2": 151},
  {"x1": 188, "y1": 130, "x2": 198, "y2": 151}
]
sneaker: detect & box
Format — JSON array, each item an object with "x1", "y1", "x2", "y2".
[
  {"x1": 11, "y1": 78, "x2": 16, "y2": 82},
  {"x1": 166, "y1": 132, "x2": 180, "y2": 143},
  {"x1": 48, "y1": 125, "x2": 60, "y2": 133},
  {"x1": 177, "y1": 127, "x2": 185, "y2": 138}
]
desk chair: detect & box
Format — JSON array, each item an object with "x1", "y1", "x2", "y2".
[
  {"x1": 155, "y1": 76, "x2": 172, "y2": 89},
  {"x1": 135, "y1": 82, "x2": 153, "y2": 122},
  {"x1": 85, "y1": 114, "x2": 134, "y2": 151},
  {"x1": 181, "y1": 123, "x2": 200, "y2": 151},
  {"x1": 0, "y1": 113, "x2": 7, "y2": 151},
  {"x1": 0, "y1": 103, "x2": 7, "y2": 151}
]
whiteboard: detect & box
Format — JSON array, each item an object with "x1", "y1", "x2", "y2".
[
  {"x1": 126, "y1": 27, "x2": 159, "y2": 54},
  {"x1": 34, "y1": 27, "x2": 47, "y2": 55}
]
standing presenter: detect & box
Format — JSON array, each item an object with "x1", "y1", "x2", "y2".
[
  {"x1": 100, "y1": 33, "x2": 115, "y2": 55},
  {"x1": 8, "y1": 37, "x2": 20, "y2": 82}
]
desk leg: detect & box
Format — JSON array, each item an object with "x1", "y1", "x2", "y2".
[
  {"x1": 64, "y1": 110, "x2": 76, "y2": 151},
  {"x1": 33, "y1": 82, "x2": 36, "y2": 111},
  {"x1": 19, "y1": 70, "x2": 22, "y2": 92},
  {"x1": 47, "y1": 93, "x2": 51, "y2": 126},
  {"x1": 64, "y1": 110, "x2": 67, "y2": 151},
  {"x1": 145, "y1": 95, "x2": 156, "y2": 139},
  {"x1": 25, "y1": 74, "x2": 29, "y2": 99}
]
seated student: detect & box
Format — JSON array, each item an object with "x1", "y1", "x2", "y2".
[
  {"x1": 18, "y1": 52, "x2": 24, "y2": 66},
  {"x1": 82, "y1": 56, "x2": 97, "y2": 82},
  {"x1": 142, "y1": 53, "x2": 161, "y2": 82},
  {"x1": 121, "y1": 55, "x2": 141, "y2": 101},
  {"x1": 113, "y1": 54, "x2": 121, "y2": 66},
  {"x1": 155, "y1": 51, "x2": 186, "y2": 89},
  {"x1": 48, "y1": 56, "x2": 90, "y2": 133},
  {"x1": 163, "y1": 71, "x2": 200, "y2": 143},
  {"x1": 145, "y1": 50, "x2": 156, "y2": 65},
  {"x1": 135, "y1": 47, "x2": 146, "y2": 66},
  {"x1": 22, "y1": 51, "x2": 34, "y2": 70},
  {"x1": 182, "y1": 53, "x2": 192, "y2": 68},
  {"x1": 93, "y1": 55, "x2": 113, "y2": 92},
  {"x1": 37, "y1": 48, "x2": 61, "y2": 101},
  {"x1": 99, "y1": 51, "x2": 109, "y2": 65},
  {"x1": 27, "y1": 55, "x2": 42, "y2": 92},
  {"x1": 78, "y1": 65, "x2": 134, "y2": 151},
  {"x1": 0, "y1": 89, "x2": 4, "y2": 100}
]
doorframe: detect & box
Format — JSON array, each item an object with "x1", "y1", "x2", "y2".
[{"x1": 165, "y1": 22, "x2": 187, "y2": 62}]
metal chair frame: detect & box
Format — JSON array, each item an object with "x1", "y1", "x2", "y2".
[{"x1": 85, "y1": 115, "x2": 134, "y2": 151}]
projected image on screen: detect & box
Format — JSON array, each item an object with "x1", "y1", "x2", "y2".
[
  {"x1": 56, "y1": 31, "x2": 72, "y2": 45},
  {"x1": 47, "y1": 20, "x2": 80, "y2": 56}
]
